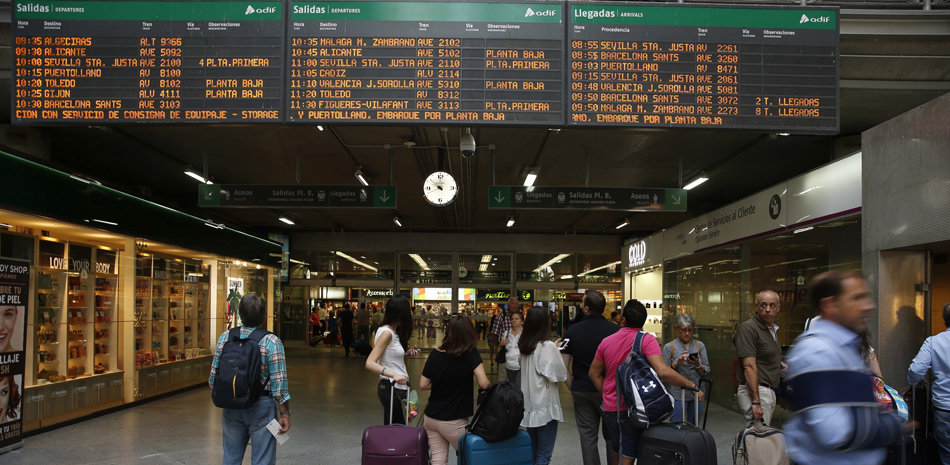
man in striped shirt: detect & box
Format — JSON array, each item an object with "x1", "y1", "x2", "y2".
[{"x1": 210, "y1": 293, "x2": 291, "y2": 465}]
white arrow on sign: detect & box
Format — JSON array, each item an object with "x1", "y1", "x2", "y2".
[
  {"x1": 379, "y1": 191, "x2": 391, "y2": 203},
  {"x1": 671, "y1": 195, "x2": 681, "y2": 205},
  {"x1": 494, "y1": 191, "x2": 505, "y2": 203}
]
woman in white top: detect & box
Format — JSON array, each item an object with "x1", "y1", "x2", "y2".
[
  {"x1": 365, "y1": 296, "x2": 420, "y2": 425},
  {"x1": 500, "y1": 310, "x2": 524, "y2": 388},
  {"x1": 519, "y1": 306, "x2": 568, "y2": 465}
]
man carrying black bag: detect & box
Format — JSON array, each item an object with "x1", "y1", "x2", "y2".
[{"x1": 210, "y1": 293, "x2": 291, "y2": 465}]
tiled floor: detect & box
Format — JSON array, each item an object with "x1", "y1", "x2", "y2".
[{"x1": 4, "y1": 332, "x2": 747, "y2": 464}]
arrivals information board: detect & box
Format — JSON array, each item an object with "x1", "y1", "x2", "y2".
[
  {"x1": 12, "y1": 1, "x2": 284, "y2": 123},
  {"x1": 286, "y1": 1, "x2": 564, "y2": 125},
  {"x1": 567, "y1": 3, "x2": 839, "y2": 132}
]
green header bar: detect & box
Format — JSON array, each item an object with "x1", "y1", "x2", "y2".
[
  {"x1": 570, "y1": 4, "x2": 836, "y2": 30},
  {"x1": 14, "y1": 1, "x2": 282, "y2": 20},
  {"x1": 291, "y1": 1, "x2": 562, "y2": 23}
]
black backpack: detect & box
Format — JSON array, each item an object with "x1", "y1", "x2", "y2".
[
  {"x1": 212, "y1": 327, "x2": 270, "y2": 409},
  {"x1": 467, "y1": 381, "x2": 524, "y2": 442}
]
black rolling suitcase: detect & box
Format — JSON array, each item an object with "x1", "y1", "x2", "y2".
[{"x1": 638, "y1": 381, "x2": 717, "y2": 465}]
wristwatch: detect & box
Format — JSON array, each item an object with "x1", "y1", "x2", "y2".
[{"x1": 280, "y1": 412, "x2": 291, "y2": 417}]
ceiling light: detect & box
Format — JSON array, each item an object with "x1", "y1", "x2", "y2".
[
  {"x1": 777, "y1": 133, "x2": 790, "y2": 136},
  {"x1": 317, "y1": 125, "x2": 324, "y2": 131},
  {"x1": 0, "y1": 223, "x2": 11, "y2": 228},
  {"x1": 279, "y1": 215, "x2": 295, "y2": 225},
  {"x1": 683, "y1": 173, "x2": 709, "y2": 191},
  {"x1": 481, "y1": 255, "x2": 492, "y2": 263},
  {"x1": 523, "y1": 169, "x2": 537, "y2": 187},
  {"x1": 560, "y1": 275, "x2": 573, "y2": 280},
  {"x1": 92, "y1": 219, "x2": 118, "y2": 226},
  {"x1": 355, "y1": 167, "x2": 370, "y2": 186},
  {"x1": 393, "y1": 216, "x2": 402, "y2": 227},
  {"x1": 506, "y1": 216, "x2": 516, "y2": 227},
  {"x1": 615, "y1": 219, "x2": 630, "y2": 230},
  {"x1": 409, "y1": 253, "x2": 430, "y2": 270},
  {"x1": 535, "y1": 254, "x2": 571, "y2": 273},
  {"x1": 184, "y1": 166, "x2": 211, "y2": 184},
  {"x1": 793, "y1": 226, "x2": 814, "y2": 234},
  {"x1": 256, "y1": 264, "x2": 261, "y2": 269}
]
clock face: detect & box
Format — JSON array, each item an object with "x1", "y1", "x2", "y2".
[{"x1": 423, "y1": 171, "x2": 458, "y2": 207}]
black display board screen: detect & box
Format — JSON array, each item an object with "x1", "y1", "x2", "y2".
[
  {"x1": 567, "y1": 2, "x2": 839, "y2": 133},
  {"x1": 285, "y1": 1, "x2": 564, "y2": 125},
  {"x1": 12, "y1": 0, "x2": 284, "y2": 123}
]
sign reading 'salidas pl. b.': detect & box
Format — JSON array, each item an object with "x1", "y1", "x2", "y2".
[{"x1": 0, "y1": 258, "x2": 29, "y2": 453}]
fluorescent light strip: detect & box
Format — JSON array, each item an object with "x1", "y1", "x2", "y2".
[
  {"x1": 523, "y1": 171, "x2": 537, "y2": 187},
  {"x1": 478, "y1": 264, "x2": 489, "y2": 272},
  {"x1": 534, "y1": 254, "x2": 571, "y2": 273},
  {"x1": 91, "y1": 219, "x2": 118, "y2": 226},
  {"x1": 683, "y1": 176, "x2": 709, "y2": 190},
  {"x1": 578, "y1": 261, "x2": 622, "y2": 277},
  {"x1": 793, "y1": 226, "x2": 814, "y2": 234},
  {"x1": 409, "y1": 253, "x2": 430, "y2": 271},
  {"x1": 335, "y1": 251, "x2": 378, "y2": 272},
  {"x1": 481, "y1": 255, "x2": 492, "y2": 263},
  {"x1": 279, "y1": 216, "x2": 295, "y2": 225}
]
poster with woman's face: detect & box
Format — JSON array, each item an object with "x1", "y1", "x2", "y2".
[
  {"x1": 0, "y1": 306, "x2": 24, "y2": 353},
  {"x1": 0, "y1": 375, "x2": 21, "y2": 424}
]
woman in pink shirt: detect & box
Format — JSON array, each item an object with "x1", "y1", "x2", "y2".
[{"x1": 589, "y1": 299, "x2": 702, "y2": 465}]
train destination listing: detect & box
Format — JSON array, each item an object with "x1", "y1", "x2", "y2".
[
  {"x1": 12, "y1": 1, "x2": 284, "y2": 123},
  {"x1": 567, "y1": 3, "x2": 839, "y2": 133},
  {"x1": 286, "y1": 1, "x2": 565, "y2": 125}
]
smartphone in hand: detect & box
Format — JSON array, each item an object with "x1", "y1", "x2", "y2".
[{"x1": 558, "y1": 338, "x2": 570, "y2": 350}]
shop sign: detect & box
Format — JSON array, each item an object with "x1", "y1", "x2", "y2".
[
  {"x1": 476, "y1": 289, "x2": 533, "y2": 301},
  {"x1": 565, "y1": 293, "x2": 584, "y2": 300},
  {"x1": 40, "y1": 240, "x2": 66, "y2": 270},
  {"x1": 95, "y1": 249, "x2": 116, "y2": 275},
  {"x1": 0, "y1": 257, "x2": 30, "y2": 449},
  {"x1": 365, "y1": 289, "x2": 394, "y2": 298},
  {"x1": 628, "y1": 240, "x2": 646, "y2": 268},
  {"x1": 460, "y1": 271, "x2": 511, "y2": 285},
  {"x1": 663, "y1": 293, "x2": 682, "y2": 300}
]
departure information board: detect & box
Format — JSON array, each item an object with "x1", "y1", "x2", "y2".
[
  {"x1": 12, "y1": 1, "x2": 283, "y2": 123},
  {"x1": 286, "y1": 1, "x2": 564, "y2": 125},
  {"x1": 567, "y1": 3, "x2": 839, "y2": 133}
]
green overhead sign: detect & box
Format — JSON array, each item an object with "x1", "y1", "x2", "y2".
[
  {"x1": 200, "y1": 184, "x2": 396, "y2": 208},
  {"x1": 488, "y1": 186, "x2": 686, "y2": 211}
]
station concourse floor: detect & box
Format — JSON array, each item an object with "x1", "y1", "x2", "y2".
[{"x1": 5, "y1": 331, "x2": 747, "y2": 465}]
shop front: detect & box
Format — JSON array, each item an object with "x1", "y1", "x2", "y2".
[
  {"x1": 648, "y1": 153, "x2": 863, "y2": 412},
  {"x1": 0, "y1": 152, "x2": 281, "y2": 447},
  {"x1": 622, "y1": 233, "x2": 665, "y2": 339}
]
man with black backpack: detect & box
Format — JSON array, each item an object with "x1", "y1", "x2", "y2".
[{"x1": 210, "y1": 293, "x2": 291, "y2": 465}]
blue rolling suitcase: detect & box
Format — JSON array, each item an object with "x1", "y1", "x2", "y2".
[{"x1": 457, "y1": 430, "x2": 532, "y2": 465}]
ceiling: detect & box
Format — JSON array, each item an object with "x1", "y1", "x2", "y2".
[{"x1": 4, "y1": 10, "x2": 950, "y2": 244}]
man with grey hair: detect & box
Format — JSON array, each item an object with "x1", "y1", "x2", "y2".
[
  {"x1": 663, "y1": 313, "x2": 710, "y2": 424},
  {"x1": 734, "y1": 290, "x2": 785, "y2": 425},
  {"x1": 210, "y1": 293, "x2": 291, "y2": 465},
  {"x1": 908, "y1": 302, "x2": 950, "y2": 465}
]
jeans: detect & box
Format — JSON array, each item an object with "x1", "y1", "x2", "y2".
[
  {"x1": 423, "y1": 415, "x2": 467, "y2": 465},
  {"x1": 737, "y1": 385, "x2": 776, "y2": 426},
  {"x1": 571, "y1": 391, "x2": 616, "y2": 465},
  {"x1": 603, "y1": 410, "x2": 641, "y2": 459},
  {"x1": 935, "y1": 409, "x2": 950, "y2": 465},
  {"x1": 221, "y1": 396, "x2": 277, "y2": 465},
  {"x1": 671, "y1": 399, "x2": 703, "y2": 425},
  {"x1": 526, "y1": 420, "x2": 559, "y2": 465},
  {"x1": 377, "y1": 379, "x2": 407, "y2": 425}
]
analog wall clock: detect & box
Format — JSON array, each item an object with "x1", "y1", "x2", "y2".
[{"x1": 423, "y1": 171, "x2": 458, "y2": 207}]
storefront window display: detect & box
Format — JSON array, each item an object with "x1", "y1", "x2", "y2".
[{"x1": 662, "y1": 216, "x2": 861, "y2": 411}]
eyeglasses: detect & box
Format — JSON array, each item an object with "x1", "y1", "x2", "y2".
[
  {"x1": 676, "y1": 327, "x2": 694, "y2": 333},
  {"x1": 757, "y1": 302, "x2": 778, "y2": 309}
]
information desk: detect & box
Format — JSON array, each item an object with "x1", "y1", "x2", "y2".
[
  {"x1": 567, "y1": 3, "x2": 839, "y2": 133},
  {"x1": 12, "y1": 1, "x2": 283, "y2": 123},
  {"x1": 286, "y1": 1, "x2": 564, "y2": 125}
]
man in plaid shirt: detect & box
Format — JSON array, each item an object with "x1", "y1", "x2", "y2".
[{"x1": 210, "y1": 293, "x2": 291, "y2": 465}]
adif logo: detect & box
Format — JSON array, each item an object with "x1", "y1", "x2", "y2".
[
  {"x1": 800, "y1": 14, "x2": 830, "y2": 23},
  {"x1": 246, "y1": 4, "x2": 276, "y2": 15},
  {"x1": 525, "y1": 7, "x2": 556, "y2": 17}
]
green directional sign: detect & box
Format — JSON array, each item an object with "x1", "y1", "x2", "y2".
[
  {"x1": 199, "y1": 184, "x2": 396, "y2": 208},
  {"x1": 488, "y1": 186, "x2": 686, "y2": 211}
]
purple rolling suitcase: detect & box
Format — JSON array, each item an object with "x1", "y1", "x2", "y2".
[
  {"x1": 637, "y1": 382, "x2": 717, "y2": 465},
  {"x1": 361, "y1": 382, "x2": 428, "y2": 464}
]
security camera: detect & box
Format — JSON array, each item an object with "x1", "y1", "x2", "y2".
[{"x1": 460, "y1": 128, "x2": 476, "y2": 158}]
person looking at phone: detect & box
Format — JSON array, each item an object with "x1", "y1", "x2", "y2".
[{"x1": 662, "y1": 313, "x2": 710, "y2": 424}]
